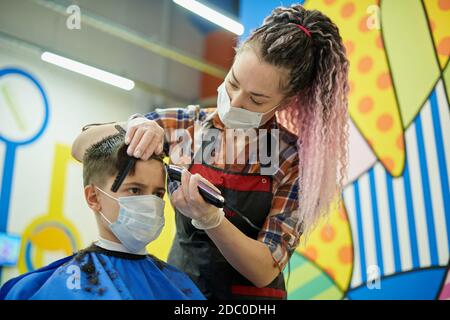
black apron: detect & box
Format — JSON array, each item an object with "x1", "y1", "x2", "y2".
[{"x1": 167, "y1": 129, "x2": 286, "y2": 300}]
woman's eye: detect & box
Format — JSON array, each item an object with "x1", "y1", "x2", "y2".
[
  {"x1": 229, "y1": 81, "x2": 238, "y2": 89},
  {"x1": 128, "y1": 187, "x2": 141, "y2": 195},
  {"x1": 251, "y1": 98, "x2": 263, "y2": 106}
]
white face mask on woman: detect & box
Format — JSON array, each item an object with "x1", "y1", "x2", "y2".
[
  {"x1": 96, "y1": 187, "x2": 165, "y2": 253},
  {"x1": 217, "y1": 82, "x2": 279, "y2": 129}
]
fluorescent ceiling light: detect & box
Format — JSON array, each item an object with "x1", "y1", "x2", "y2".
[
  {"x1": 41, "y1": 51, "x2": 135, "y2": 91},
  {"x1": 173, "y1": 0, "x2": 244, "y2": 36}
]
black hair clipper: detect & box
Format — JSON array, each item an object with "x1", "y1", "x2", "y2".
[{"x1": 166, "y1": 164, "x2": 225, "y2": 208}]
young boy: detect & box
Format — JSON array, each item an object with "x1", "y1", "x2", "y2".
[{"x1": 0, "y1": 132, "x2": 204, "y2": 300}]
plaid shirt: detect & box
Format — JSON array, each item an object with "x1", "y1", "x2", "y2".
[{"x1": 145, "y1": 105, "x2": 302, "y2": 271}]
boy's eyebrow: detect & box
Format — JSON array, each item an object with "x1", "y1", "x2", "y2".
[
  {"x1": 121, "y1": 183, "x2": 166, "y2": 193},
  {"x1": 121, "y1": 182, "x2": 147, "y2": 188},
  {"x1": 154, "y1": 187, "x2": 166, "y2": 194}
]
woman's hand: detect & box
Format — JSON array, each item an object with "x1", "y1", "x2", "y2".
[
  {"x1": 171, "y1": 169, "x2": 279, "y2": 287},
  {"x1": 125, "y1": 117, "x2": 165, "y2": 160},
  {"x1": 170, "y1": 169, "x2": 224, "y2": 229}
]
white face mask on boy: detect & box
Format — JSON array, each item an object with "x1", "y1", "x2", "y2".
[{"x1": 96, "y1": 187, "x2": 165, "y2": 253}]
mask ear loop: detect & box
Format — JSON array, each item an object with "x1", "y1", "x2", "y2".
[
  {"x1": 94, "y1": 187, "x2": 116, "y2": 225},
  {"x1": 96, "y1": 186, "x2": 119, "y2": 202},
  {"x1": 98, "y1": 210, "x2": 113, "y2": 225},
  {"x1": 94, "y1": 187, "x2": 125, "y2": 229}
]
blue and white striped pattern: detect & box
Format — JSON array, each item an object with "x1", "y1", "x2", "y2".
[{"x1": 344, "y1": 80, "x2": 450, "y2": 288}]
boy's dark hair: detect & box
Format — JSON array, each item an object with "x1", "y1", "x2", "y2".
[{"x1": 82, "y1": 133, "x2": 164, "y2": 187}]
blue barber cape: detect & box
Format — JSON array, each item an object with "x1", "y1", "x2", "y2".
[{"x1": 0, "y1": 244, "x2": 205, "y2": 300}]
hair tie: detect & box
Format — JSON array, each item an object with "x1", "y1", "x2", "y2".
[{"x1": 295, "y1": 24, "x2": 311, "y2": 38}]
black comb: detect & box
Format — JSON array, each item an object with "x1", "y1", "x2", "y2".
[{"x1": 110, "y1": 125, "x2": 136, "y2": 192}]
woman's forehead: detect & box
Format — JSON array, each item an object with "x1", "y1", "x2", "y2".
[{"x1": 232, "y1": 49, "x2": 287, "y2": 96}]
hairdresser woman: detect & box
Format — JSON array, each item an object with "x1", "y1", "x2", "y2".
[{"x1": 72, "y1": 4, "x2": 349, "y2": 300}]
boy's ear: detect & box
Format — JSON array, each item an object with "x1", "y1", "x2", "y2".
[{"x1": 84, "y1": 185, "x2": 101, "y2": 212}]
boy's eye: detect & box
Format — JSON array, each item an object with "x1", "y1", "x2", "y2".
[
  {"x1": 127, "y1": 187, "x2": 141, "y2": 195},
  {"x1": 155, "y1": 191, "x2": 165, "y2": 199}
]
